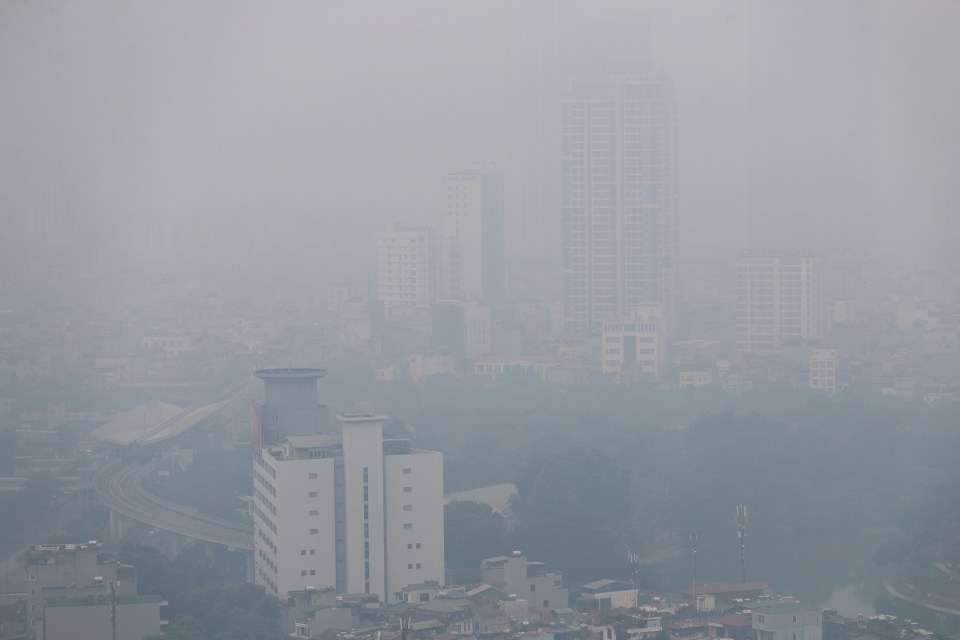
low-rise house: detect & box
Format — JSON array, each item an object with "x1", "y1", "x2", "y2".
[
  {"x1": 751, "y1": 602, "x2": 822, "y2": 640},
  {"x1": 578, "y1": 580, "x2": 637, "y2": 612},
  {"x1": 481, "y1": 552, "x2": 569, "y2": 614},
  {"x1": 708, "y1": 613, "x2": 754, "y2": 640}
]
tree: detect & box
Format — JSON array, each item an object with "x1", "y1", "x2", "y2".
[
  {"x1": 510, "y1": 445, "x2": 640, "y2": 582},
  {"x1": 0, "y1": 426, "x2": 16, "y2": 475},
  {"x1": 129, "y1": 546, "x2": 285, "y2": 640},
  {"x1": 444, "y1": 500, "x2": 507, "y2": 569}
]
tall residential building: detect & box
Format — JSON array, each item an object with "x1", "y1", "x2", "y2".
[
  {"x1": 440, "y1": 169, "x2": 506, "y2": 305},
  {"x1": 376, "y1": 226, "x2": 436, "y2": 320},
  {"x1": 736, "y1": 253, "x2": 823, "y2": 352},
  {"x1": 251, "y1": 370, "x2": 443, "y2": 603},
  {"x1": 562, "y1": 65, "x2": 678, "y2": 335}
]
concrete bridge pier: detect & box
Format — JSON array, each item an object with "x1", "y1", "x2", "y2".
[{"x1": 108, "y1": 509, "x2": 124, "y2": 541}]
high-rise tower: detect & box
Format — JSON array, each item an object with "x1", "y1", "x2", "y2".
[
  {"x1": 561, "y1": 65, "x2": 678, "y2": 334},
  {"x1": 440, "y1": 169, "x2": 506, "y2": 305}
]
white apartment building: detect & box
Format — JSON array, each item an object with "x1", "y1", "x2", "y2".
[
  {"x1": 752, "y1": 602, "x2": 822, "y2": 640},
  {"x1": 376, "y1": 226, "x2": 436, "y2": 320},
  {"x1": 736, "y1": 253, "x2": 822, "y2": 352},
  {"x1": 440, "y1": 170, "x2": 506, "y2": 304},
  {"x1": 253, "y1": 412, "x2": 444, "y2": 603},
  {"x1": 809, "y1": 348, "x2": 839, "y2": 393},
  {"x1": 601, "y1": 304, "x2": 666, "y2": 377},
  {"x1": 480, "y1": 551, "x2": 568, "y2": 613}
]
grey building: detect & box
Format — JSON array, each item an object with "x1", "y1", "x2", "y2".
[
  {"x1": 480, "y1": 551, "x2": 568, "y2": 612},
  {"x1": 562, "y1": 65, "x2": 678, "y2": 335},
  {"x1": 26, "y1": 542, "x2": 163, "y2": 640}
]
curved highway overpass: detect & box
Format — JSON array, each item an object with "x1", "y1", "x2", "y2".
[{"x1": 94, "y1": 458, "x2": 254, "y2": 551}]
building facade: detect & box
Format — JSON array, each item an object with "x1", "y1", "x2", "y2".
[
  {"x1": 480, "y1": 551, "x2": 568, "y2": 612},
  {"x1": 736, "y1": 254, "x2": 822, "y2": 352},
  {"x1": 252, "y1": 405, "x2": 444, "y2": 603},
  {"x1": 562, "y1": 66, "x2": 678, "y2": 335},
  {"x1": 809, "y1": 348, "x2": 839, "y2": 393},
  {"x1": 440, "y1": 169, "x2": 506, "y2": 305},
  {"x1": 752, "y1": 602, "x2": 822, "y2": 640},
  {"x1": 376, "y1": 226, "x2": 436, "y2": 320},
  {"x1": 26, "y1": 542, "x2": 162, "y2": 640},
  {"x1": 601, "y1": 303, "x2": 666, "y2": 377}
]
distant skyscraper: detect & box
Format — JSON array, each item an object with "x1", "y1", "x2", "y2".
[
  {"x1": 376, "y1": 225, "x2": 436, "y2": 320},
  {"x1": 748, "y1": 0, "x2": 876, "y2": 253},
  {"x1": 561, "y1": 65, "x2": 678, "y2": 334},
  {"x1": 736, "y1": 253, "x2": 823, "y2": 352},
  {"x1": 440, "y1": 169, "x2": 506, "y2": 305}
]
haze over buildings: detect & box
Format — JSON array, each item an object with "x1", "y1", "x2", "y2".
[{"x1": 0, "y1": 3, "x2": 959, "y2": 638}]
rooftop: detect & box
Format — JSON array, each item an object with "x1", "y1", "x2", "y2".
[
  {"x1": 681, "y1": 582, "x2": 772, "y2": 596},
  {"x1": 254, "y1": 368, "x2": 327, "y2": 380},
  {"x1": 285, "y1": 434, "x2": 340, "y2": 450},
  {"x1": 338, "y1": 412, "x2": 388, "y2": 423}
]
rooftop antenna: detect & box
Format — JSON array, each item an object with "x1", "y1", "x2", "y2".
[{"x1": 736, "y1": 504, "x2": 748, "y2": 584}]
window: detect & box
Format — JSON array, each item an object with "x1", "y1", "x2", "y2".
[
  {"x1": 403, "y1": 486, "x2": 412, "y2": 493},
  {"x1": 408, "y1": 564, "x2": 413, "y2": 570},
  {"x1": 402, "y1": 468, "x2": 412, "y2": 474},
  {"x1": 416, "y1": 543, "x2": 421, "y2": 549},
  {"x1": 407, "y1": 543, "x2": 413, "y2": 549},
  {"x1": 309, "y1": 491, "x2": 318, "y2": 497},
  {"x1": 416, "y1": 563, "x2": 421, "y2": 569},
  {"x1": 301, "y1": 570, "x2": 307, "y2": 576},
  {"x1": 544, "y1": 600, "x2": 549, "y2": 608},
  {"x1": 310, "y1": 528, "x2": 319, "y2": 535},
  {"x1": 301, "y1": 550, "x2": 306, "y2": 556},
  {"x1": 308, "y1": 473, "x2": 318, "y2": 479},
  {"x1": 530, "y1": 584, "x2": 536, "y2": 592},
  {"x1": 309, "y1": 510, "x2": 318, "y2": 516},
  {"x1": 310, "y1": 570, "x2": 316, "y2": 576},
  {"x1": 792, "y1": 617, "x2": 797, "y2": 624},
  {"x1": 403, "y1": 505, "x2": 413, "y2": 511},
  {"x1": 403, "y1": 523, "x2": 413, "y2": 529},
  {"x1": 309, "y1": 549, "x2": 315, "y2": 555},
  {"x1": 420, "y1": 593, "x2": 429, "y2": 602}
]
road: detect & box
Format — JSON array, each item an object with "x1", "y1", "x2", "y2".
[{"x1": 94, "y1": 458, "x2": 253, "y2": 551}]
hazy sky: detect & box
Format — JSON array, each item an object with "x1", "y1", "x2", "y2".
[{"x1": 2, "y1": 1, "x2": 958, "y2": 286}]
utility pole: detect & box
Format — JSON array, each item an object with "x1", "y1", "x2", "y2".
[
  {"x1": 736, "y1": 504, "x2": 748, "y2": 584},
  {"x1": 690, "y1": 532, "x2": 699, "y2": 614},
  {"x1": 110, "y1": 579, "x2": 118, "y2": 640}
]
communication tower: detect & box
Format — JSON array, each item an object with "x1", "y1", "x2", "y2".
[{"x1": 736, "y1": 503, "x2": 748, "y2": 584}]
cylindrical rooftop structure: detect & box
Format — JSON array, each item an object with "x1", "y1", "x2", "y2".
[{"x1": 254, "y1": 368, "x2": 328, "y2": 445}]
